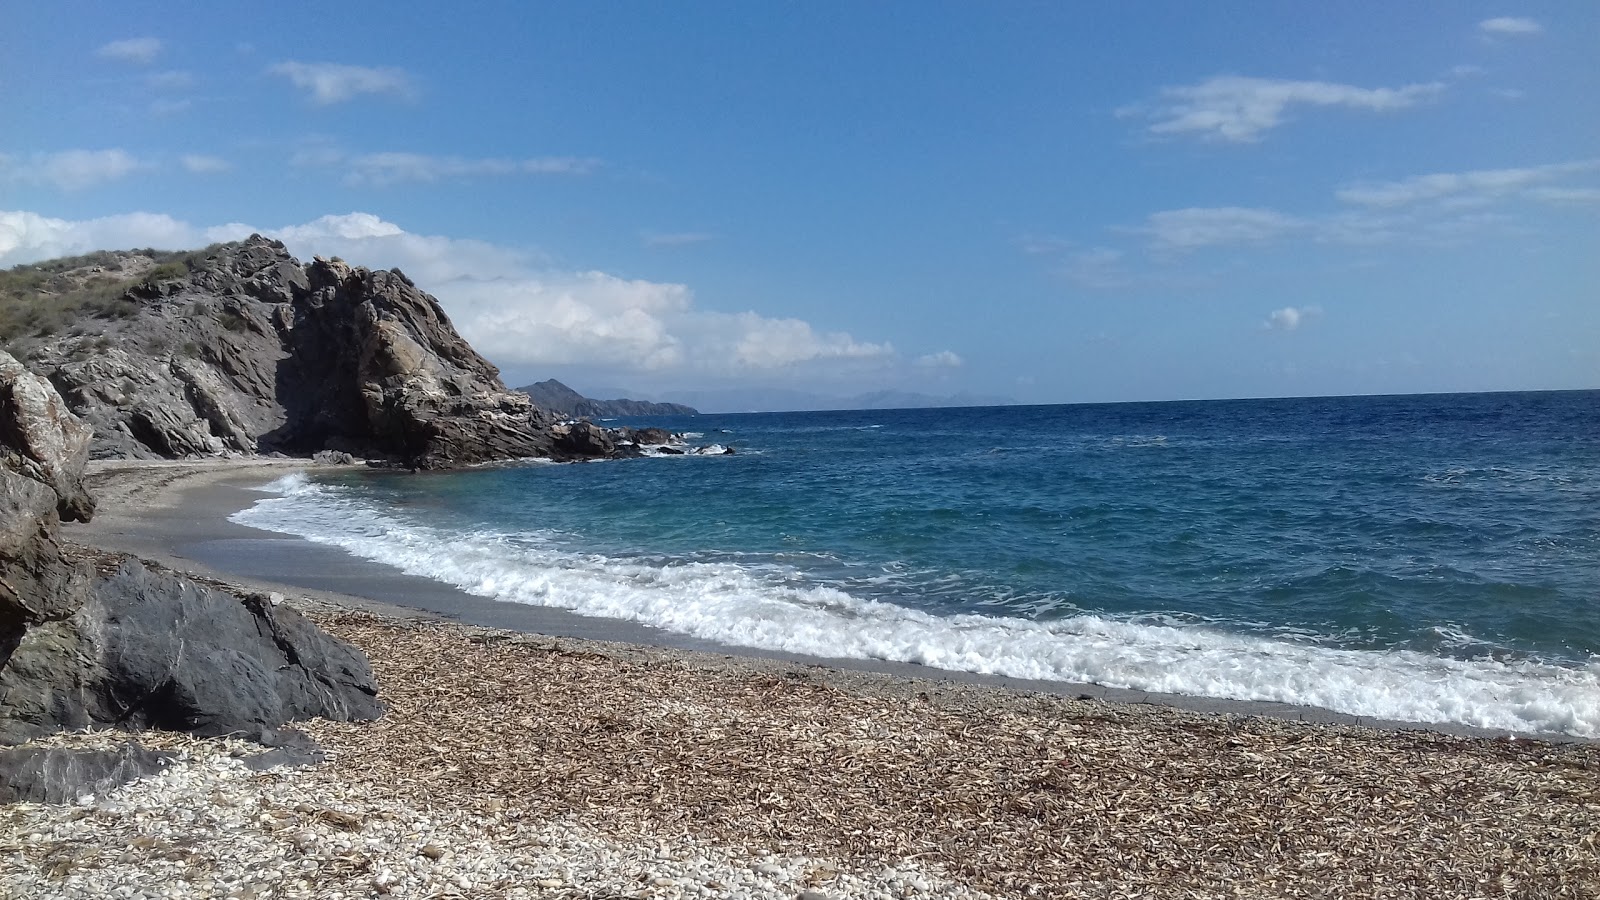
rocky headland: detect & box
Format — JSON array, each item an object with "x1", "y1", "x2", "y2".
[{"x1": 1, "y1": 236, "x2": 711, "y2": 468}]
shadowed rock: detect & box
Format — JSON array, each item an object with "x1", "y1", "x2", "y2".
[{"x1": 0, "y1": 562, "x2": 382, "y2": 746}]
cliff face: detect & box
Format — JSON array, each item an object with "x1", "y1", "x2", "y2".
[
  {"x1": 517, "y1": 378, "x2": 698, "y2": 419},
  {"x1": 7, "y1": 236, "x2": 554, "y2": 468}
]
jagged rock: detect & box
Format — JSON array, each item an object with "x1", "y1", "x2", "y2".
[
  {"x1": 7, "y1": 237, "x2": 584, "y2": 468},
  {"x1": 550, "y1": 420, "x2": 615, "y2": 460},
  {"x1": 631, "y1": 427, "x2": 675, "y2": 446},
  {"x1": 0, "y1": 351, "x2": 96, "y2": 659},
  {"x1": 0, "y1": 561, "x2": 383, "y2": 746},
  {"x1": 0, "y1": 742, "x2": 175, "y2": 804},
  {"x1": 0, "y1": 352, "x2": 94, "y2": 522}
]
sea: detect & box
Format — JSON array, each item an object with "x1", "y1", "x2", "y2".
[{"x1": 232, "y1": 390, "x2": 1600, "y2": 738}]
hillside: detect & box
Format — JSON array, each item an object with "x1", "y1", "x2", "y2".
[{"x1": 517, "y1": 378, "x2": 697, "y2": 419}]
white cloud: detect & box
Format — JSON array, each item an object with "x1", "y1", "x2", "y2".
[
  {"x1": 341, "y1": 152, "x2": 598, "y2": 186},
  {"x1": 97, "y1": 38, "x2": 163, "y2": 65},
  {"x1": 0, "y1": 209, "x2": 897, "y2": 377},
  {"x1": 180, "y1": 154, "x2": 231, "y2": 174},
  {"x1": 1264, "y1": 306, "x2": 1322, "y2": 331},
  {"x1": 1479, "y1": 17, "x2": 1542, "y2": 36},
  {"x1": 1124, "y1": 76, "x2": 1444, "y2": 142},
  {"x1": 268, "y1": 61, "x2": 413, "y2": 105},
  {"x1": 915, "y1": 351, "x2": 964, "y2": 369},
  {"x1": 0, "y1": 149, "x2": 146, "y2": 191},
  {"x1": 0, "y1": 210, "x2": 245, "y2": 265},
  {"x1": 644, "y1": 232, "x2": 715, "y2": 248},
  {"x1": 1142, "y1": 207, "x2": 1305, "y2": 251},
  {"x1": 1337, "y1": 161, "x2": 1600, "y2": 208}
]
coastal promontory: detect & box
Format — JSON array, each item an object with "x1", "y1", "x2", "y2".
[{"x1": 0, "y1": 237, "x2": 686, "y2": 468}]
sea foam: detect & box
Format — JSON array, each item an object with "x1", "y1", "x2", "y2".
[{"x1": 233, "y1": 476, "x2": 1600, "y2": 738}]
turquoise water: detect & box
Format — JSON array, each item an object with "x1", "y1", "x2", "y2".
[{"x1": 235, "y1": 391, "x2": 1600, "y2": 736}]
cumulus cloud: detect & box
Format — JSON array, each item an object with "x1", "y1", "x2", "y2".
[
  {"x1": 1141, "y1": 207, "x2": 1305, "y2": 251},
  {"x1": 915, "y1": 351, "x2": 964, "y2": 369},
  {"x1": 1337, "y1": 160, "x2": 1600, "y2": 208},
  {"x1": 0, "y1": 210, "x2": 245, "y2": 265},
  {"x1": 97, "y1": 38, "x2": 163, "y2": 65},
  {"x1": 1264, "y1": 306, "x2": 1322, "y2": 331},
  {"x1": 0, "y1": 149, "x2": 146, "y2": 191},
  {"x1": 180, "y1": 154, "x2": 231, "y2": 174},
  {"x1": 1479, "y1": 17, "x2": 1542, "y2": 36},
  {"x1": 1123, "y1": 76, "x2": 1444, "y2": 142},
  {"x1": 268, "y1": 61, "x2": 413, "y2": 104},
  {"x1": 0, "y1": 209, "x2": 898, "y2": 378}
]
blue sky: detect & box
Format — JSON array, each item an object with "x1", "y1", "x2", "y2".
[{"x1": 3, "y1": 2, "x2": 1596, "y2": 408}]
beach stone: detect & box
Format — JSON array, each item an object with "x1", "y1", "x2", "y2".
[{"x1": 0, "y1": 742, "x2": 174, "y2": 804}]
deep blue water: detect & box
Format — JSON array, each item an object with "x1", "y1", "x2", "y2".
[{"x1": 235, "y1": 390, "x2": 1600, "y2": 735}]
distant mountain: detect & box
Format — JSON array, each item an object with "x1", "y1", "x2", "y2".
[
  {"x1": 517, "y1": 378, "x2": 698, "y2": 418},
  {"x1": 660, "y1": 388, "x2": 1016, "y2": 414}
]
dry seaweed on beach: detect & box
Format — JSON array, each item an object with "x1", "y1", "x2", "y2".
[{"x1": 293, "y1": 613, "x2": 1600, "y2": 899}]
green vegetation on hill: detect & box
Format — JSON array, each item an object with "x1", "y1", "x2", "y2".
[{"x1": 0, "y1": 247, "x2": 216, "y2": 344}]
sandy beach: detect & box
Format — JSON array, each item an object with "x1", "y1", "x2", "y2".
[{"x1": 3, "y1": 460, "x2": 1598, "y2": 899}]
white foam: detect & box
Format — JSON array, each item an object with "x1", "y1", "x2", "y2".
[{"x1": 233, "y1": 479, "x2": 1600, "y2": 738}]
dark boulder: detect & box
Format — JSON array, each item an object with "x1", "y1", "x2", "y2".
[
  {"x1": 550, "y1": 419, "x2": 616, "y2": 460},
  {"x1": 0, "y1": 562, "x2": 381, "y2": 746}
]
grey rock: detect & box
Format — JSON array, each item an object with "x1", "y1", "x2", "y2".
[
  {"x1": 0, "y1": 742, "x2": 175, "y2": 804},
  {"x1": 6, "y1": 237, "x2": 595, "y2": 468},
  {"x1": 549, "y1": 419, "x2": 615, "y2": 460},
  {"x1": 311, "y1": 449, "x2": 357, "y2": 465},
  {"x1": 0, "y1": 561, "x2": 382, "y2": 745},
  {"x1": 0, "y1": 350, "x2": 380, "y2": 748},
  {"x1": 0, "y1": 350, "x2": 96, "y2": 659}
]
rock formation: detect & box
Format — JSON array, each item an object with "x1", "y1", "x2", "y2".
[
  {"x1": 517, "y1": 378, "x2": 698, "y2": 419},
  {"x1": 8, "y1": 237, "x2": 561, "y2": 468},
  {"x1": 0, "y1": 350, "x2": 381, "y2": 753}
]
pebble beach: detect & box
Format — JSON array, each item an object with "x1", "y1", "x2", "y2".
[{"x1": 2, "y1": 462, "x2": 1598, "y2": 899}]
